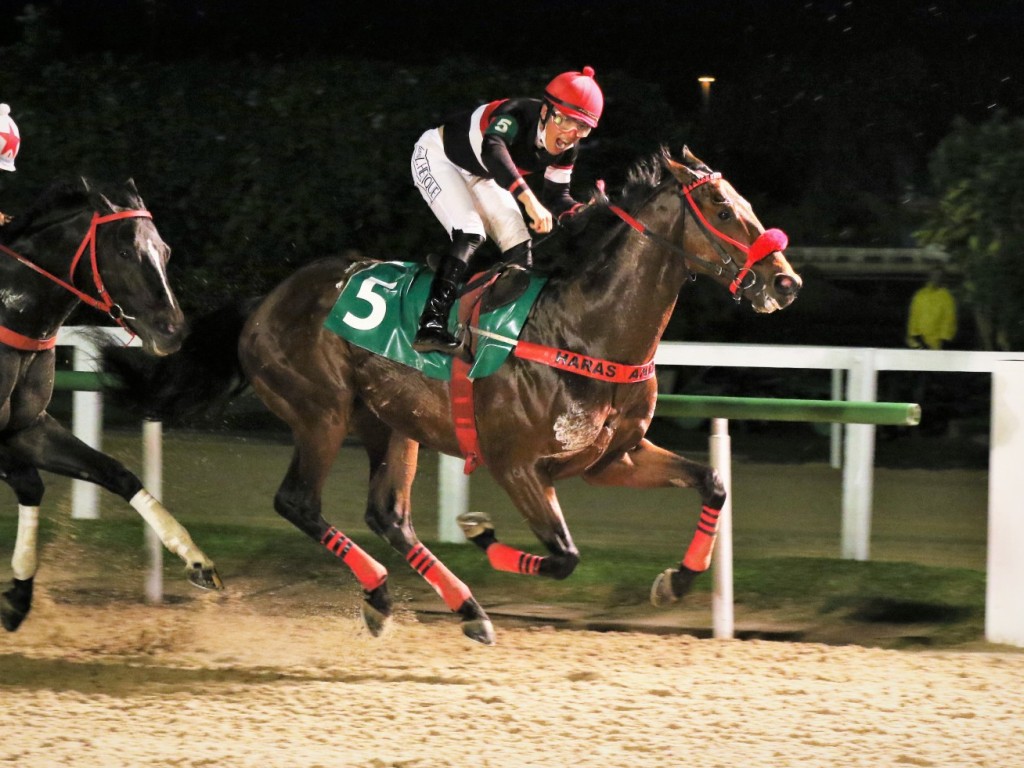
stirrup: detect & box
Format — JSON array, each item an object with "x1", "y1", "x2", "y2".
[
  {"x1": 457, "y1": 511, "x2": 494, "y2": 539},
  {"x1": 412, "y1": 323, "x2": 460, "y2": 350}
]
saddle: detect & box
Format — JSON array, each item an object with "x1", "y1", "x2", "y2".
[{"x1": 323, "y1": 260, "x2": 547, "y2": 381}]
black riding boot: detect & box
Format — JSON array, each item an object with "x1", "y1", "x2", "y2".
[
  {"x1": 502, "y1": 240, "x2": 533, "y2": 269},
  {"x1": 412, "y1": 255, "x2": 470, "y2": 355}
]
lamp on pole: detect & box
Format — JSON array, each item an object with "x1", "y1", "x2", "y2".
[{"x1": 698, "y1": 75, "x2": 715, "y2": 113}]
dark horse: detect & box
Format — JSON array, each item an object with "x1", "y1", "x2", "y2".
[
  {"x1": 0, "y1": 177, "x2": 222, "y2": 632},
  {"x1": 105, "y1": 147, "x2": 800, "y2": 645}
]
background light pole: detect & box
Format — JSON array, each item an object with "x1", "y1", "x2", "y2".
[{"x1": 698, "y1": 75, "x2": 715, "y2": 113}]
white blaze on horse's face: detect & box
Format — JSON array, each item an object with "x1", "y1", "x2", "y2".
[{"x1": 145, "y1": 235, "x2": 177, "y2": 307}]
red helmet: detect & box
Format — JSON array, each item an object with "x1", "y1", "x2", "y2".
[
  {"x1": 0, "y1": 104, "x2": 20, "y2": 172},
  {"x1": 544, "y1": 66, "x2": 603, "y2": 128}
]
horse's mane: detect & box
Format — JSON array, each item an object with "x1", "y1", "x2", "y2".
[
  {"x1": 0, "y1": 177, "x2": 143, "y2": 244},
  {"x1": 532, "y1": 146, "x2": 679, "y2": 274}
]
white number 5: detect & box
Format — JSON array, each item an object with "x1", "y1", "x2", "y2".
[{"x1": 342, "y1": 276, "x2": 398, "y2": 330}]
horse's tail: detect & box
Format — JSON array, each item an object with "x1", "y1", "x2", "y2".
[{"x1": 101, "y1": 297, "x2": 261, "y2": 423}]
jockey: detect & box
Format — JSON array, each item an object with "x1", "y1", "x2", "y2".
[
  {"x1": 0, "y1": 103, "x2": 20, "y2": 226},
  {"x1": 410, "y1": 67, "x2": 604, "y2": 356}
]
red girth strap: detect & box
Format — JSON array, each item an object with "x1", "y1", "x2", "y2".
[{"x1": 449, "y1": 272, "x2": 500, "y2": 474}]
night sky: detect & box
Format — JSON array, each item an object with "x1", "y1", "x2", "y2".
[{"x1": 2, "y1": 0, "x2": 1022, "y2": 121}]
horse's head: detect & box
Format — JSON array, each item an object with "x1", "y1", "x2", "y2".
[
  {"x1": 87, "y1": 179, "x2": 187, "y2": 355},
  {"x1": 665, "y1": 147, "x2": 802, "y2": 313}
]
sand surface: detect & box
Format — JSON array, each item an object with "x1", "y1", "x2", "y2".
[{"x1": 2, "y1": 580, "x2": 1022, "y2": 768}]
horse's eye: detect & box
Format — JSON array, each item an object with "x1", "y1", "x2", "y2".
[
  {"x1": 119, "y1": 249, "x2": 133, "y2": 260},
  {"x1": 717, "y1": 209, "x2": 733, "y2": 222}
]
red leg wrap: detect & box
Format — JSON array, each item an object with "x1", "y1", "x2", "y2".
[
  {"x1": 321, "y1": 527, "x2": 388, "y2": 591},
  {"x1": 486, "y1": 542, "x2": 543, "y2": 576},
  {"x1": 406, "y1": 543, "x2": 472, "y2": 611},
  {"x1": 681, "y1": 505, "x2": 721, "y2": 573}
]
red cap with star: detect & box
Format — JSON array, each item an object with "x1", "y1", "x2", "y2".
[{"x1": 0, "y1": 104, "x2": 21, "y2": 172}]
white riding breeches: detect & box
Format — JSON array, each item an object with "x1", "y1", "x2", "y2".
[{"x1": 411, "y1": 128, "x2": 531, "y2": 252}]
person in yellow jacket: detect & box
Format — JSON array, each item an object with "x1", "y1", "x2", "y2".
[{"x1": 907, "y1": 267, "x2": 957, "y2": 350}]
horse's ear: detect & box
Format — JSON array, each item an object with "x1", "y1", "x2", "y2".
[
  {"x1": 681, "y1": 146, "x2": 710, "y2": 172},
  {"x1": 665, "y1": 148, "x2": 702, "y2": 186},
  {"x1": 78, "y1": 176, "x2": 91, "y2": 192},
  {"x1": 126, "y1": 178, "x2": 139, "y2": 194}
]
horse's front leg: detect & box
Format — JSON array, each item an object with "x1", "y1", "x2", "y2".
[
  {"x1": 7, "y1": 415, "x2": 222, "y2": 591},
  {"x1": 0, "y1": 458, "x2": 44, "y2": 631},
  {"x1": 583, "y1": 437, "x2": 726, "y2": 606},
  {"x1": 461, "y1": 463, "x2": 582, "y2": 582},
  {"x1": 364, "y1": 434, "x2": 494, "y2": 645}
]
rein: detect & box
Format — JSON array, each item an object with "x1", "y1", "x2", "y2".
[
  {"x1": 0, "y1": 209, "x2": 151, "y2": 349},
  {"x1": 608, "y1": 172, "x2": 788, "y2": 300}
]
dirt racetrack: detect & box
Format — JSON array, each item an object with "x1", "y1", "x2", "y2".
[{"x1": 2, "y1": 577, "x2": 1023, "y2": 768}]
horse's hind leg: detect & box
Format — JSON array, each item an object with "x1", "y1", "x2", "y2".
[
  {"x1": 0, "y1": 456, "x2": 43, "y2": 631},
  {"x1": 357, "y1": 420, "x2": 494, "y2": 645},
  {"x1": 583, "y1": 437, "x2": 727, "y2": 605},
  {"x1": 4, "y1": 415, "x2": 222, "y2": 592},
  {"x1": 270, "y1": 416, "x2": 393, "y2": 637}
]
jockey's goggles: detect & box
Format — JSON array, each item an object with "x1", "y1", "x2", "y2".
[{"x1": 550, "y1": 109, "x2": 592, "y2": 137}]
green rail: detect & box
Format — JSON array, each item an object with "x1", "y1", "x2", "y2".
[
  {"x1": 655, "y1": 394, "x2": 921, "y2": 426},
  {"x1": 53, "y1": 371, "x2": 120, "y2": 392},
  {"x1": 54, "y1": 371, "x2": 920, "y2": 426}
]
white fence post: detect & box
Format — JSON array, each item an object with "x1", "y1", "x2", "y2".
[
  {"x1": 985, "y1": 361, "x2": 1024, "y2": 647},
  {"x1": 841, "y1": 349, "x2": 878, "y2": 560},
  {"x1": 438, "y1": 454, "x2": 468, "y2": 543},
  {"x1": 709, "y1": 418, "x2": 735, "y2": 639},
  {"x1": 143, "y1": 420, "x2": 164, "y2": 604},
  {"x1": 70, "y1": 342, "x2": 102, "y2": 520}
]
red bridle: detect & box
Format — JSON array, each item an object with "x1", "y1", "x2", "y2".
[
  {"x1": 610, "y1": 172, "x2": 788, "y2": 298},
  {"x1": 0, "y1": 209, "x2": 152, "y2": 350}
]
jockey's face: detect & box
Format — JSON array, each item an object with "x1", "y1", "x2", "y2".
[{"x1": 540, "y1": 105, "x2": 591, "y2": 154}]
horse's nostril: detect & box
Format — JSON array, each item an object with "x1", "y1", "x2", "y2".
[
  {"x1": 159, "y1": 321, "x2": 182, "y2": 337},
  {"x1": 774, "y1": 275, "x2": 801, "y2": 296}
]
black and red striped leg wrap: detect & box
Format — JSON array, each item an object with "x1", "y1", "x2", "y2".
[
  {"x1": 682, "y1": 504, "x2": 722, "y2": 573},
  {"x1": 321, "y1": 526, "x2": 387, "y2": 591}
]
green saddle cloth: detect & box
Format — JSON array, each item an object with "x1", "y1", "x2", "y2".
[{"x1": 323, "y1": 260, "x2": 547, "y2": 381}]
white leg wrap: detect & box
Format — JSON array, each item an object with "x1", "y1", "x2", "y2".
[
  {"x1": 12, "y1": 505, "x2": 39, "y2": 580},
  {"x1": 129, "y1": 490, "x2": 207, "y2": 566}
]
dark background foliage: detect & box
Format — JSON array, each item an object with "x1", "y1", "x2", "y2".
[{"x1": 1, "y1": 1, "x2": 1022, "y2": 345}]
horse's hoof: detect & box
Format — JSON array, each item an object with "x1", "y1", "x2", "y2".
[
  {"x1": 457, "y1": 596, "x2": 495, "y2": 645},
  {"x1": 650, "y1": 568, "x2": 679, "y2": 607},
  {"x1": 462, "y1": 617, "x2": 496, "y2": 646},
  {"x1": 187, "y1": 563, "x2": 224, "y2": 591},
  {"x1": 457, "y1": 511, "x2": 494, "y2": 539},
  {"x1": 2, "y1": 579, "x2": 33, "y2": 632},
  {"x1": 361, "y1": 583, "x2": 393, "y2": 638},
  {"x1": 1, "y1": 606, "x2": 26, "y2": 632},
  {"x1": 1, "y1": 601, "x2": 27, "y2": 632},
  {"x1": 650, "y1": 566, "x2": 699, "y2": 607}
]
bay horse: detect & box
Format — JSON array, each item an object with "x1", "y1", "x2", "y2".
[
  {"x1": 104, "y1": 147, "x2": 800, "y2": 645},
  {"x1": 0, "y1": 177, "x2": 222, "y2": 632}
]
